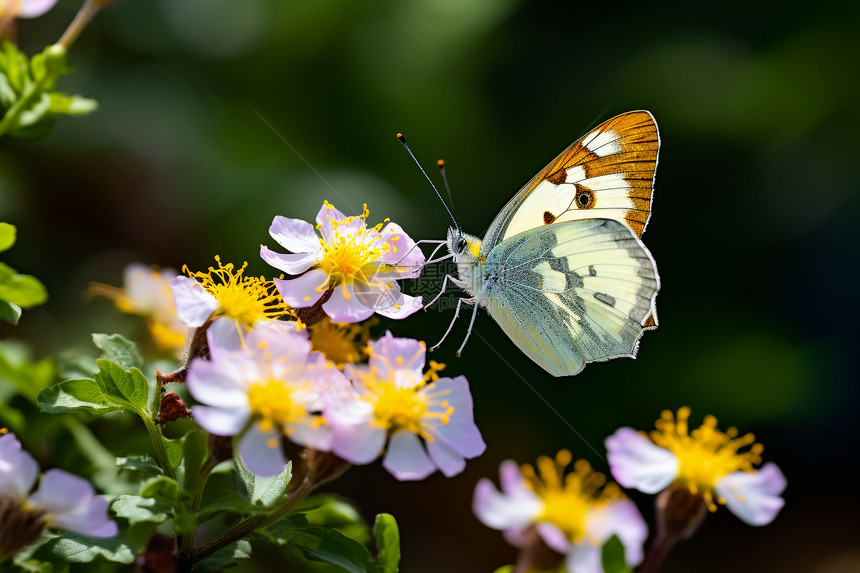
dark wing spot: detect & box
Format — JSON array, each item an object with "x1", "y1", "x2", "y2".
[
  {"x1": 594, "y1": 292, "x2": 616, "y2": 307},
  {"x1": 546, "y1": 170, "x2": 567, "y2": 185},
  {"x1": 543, "y1": 211, "x2": 557, "y2": 224},
  {"x1": 588, "y1": 265, "x2": 597, "y2": 277},
  {"x1": 643, "y1": 313, "x2": 657, "y2": 327},
  {"x1": 575, "y1": 185, "x2": 595, "y2": 209}
]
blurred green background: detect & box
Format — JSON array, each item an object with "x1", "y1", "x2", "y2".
[{"x1": 2, "y1": 0, "x2": 858, "y2": 571}]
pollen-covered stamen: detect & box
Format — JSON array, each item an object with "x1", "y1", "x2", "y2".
[
  {"x1": 649, "y1": 407, "x2": 764, "y2": 511},
  {"x1": 309, "y1": 318, "x2": 375, "y2": 367},
  {"x1": 246, "y1": 379, "x2": 314, "y2": 437},
  {"x1": 184, "y1": 256, "x2": 291, "y2": 326},
  {"x1": 521, "y1": 450, "x2": 622, "y2": 544}
]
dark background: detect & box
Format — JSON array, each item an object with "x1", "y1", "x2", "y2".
[{"x1": 1, "y1": 1, "x2": 858, "y2": 571}]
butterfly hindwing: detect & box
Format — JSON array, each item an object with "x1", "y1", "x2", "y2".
[
  {"x1": 482, "y1": 219, "x2": 659, "y2": 377},
  {"x1": 482, "y1": 111, "x2": 659, "y2": 251}
]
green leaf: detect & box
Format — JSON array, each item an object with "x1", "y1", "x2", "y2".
[
  {"x1": 492, "y1": 567, "x2": 514, "y2": 573},
  {"x1": 0, "y1": 261, "x2": 48, "y2": 307},
  {"x1": 37, "y1": 378, "x2": 113, "y2": 416},
  {"x1": 290, "y1": 527, "x2": 380, "y2": 573},
  {"x1": 195, "y1": 540, "x2": 251, "y2": 573},
  {"x1": 602, "y1": 535, "x2": 632, "y2": 573},
  {"x1": 140, "y1": 475, "x2": 183, "y2": 507},
  {"x1": 117, "y1": 455, "x2": 164, "y2": 480},
  {"x1": 92, "y1": 333, "x2": 144, "y2": 371},
  {"x1": 0, "y1": 222, "x2": 15, "y2": 252},
  {"x1": 164, "y1": 437, "x2": 184, "y2": 469},
  {"x1": 299, "y1": 495, "x2": 370, "y2": 543},
  {"x1": 181, "y1": 429, "x2": 209, "y2": 494},
  {"x1": 111, "y1": 495, "x2": 171, "y2": 527},
  {"x1": 0, "y1": 299, "x2": 21, "y2": 324},
  {"x1": 47, "y1": 531, "x2": 135, "y2": 564},
  {"x1": 92, "y1": 359, "x2": 155, "y2": 415},
  {"x1": 373, "y1": 514, "x2": 400, "y2": 573},
  {"x1": 233, "y1": 456, "x2": 292, "y2": 506}
]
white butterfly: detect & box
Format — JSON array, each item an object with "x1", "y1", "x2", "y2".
[{"x1": 426, "y1": 111, "x2": 661, "y2": 377}]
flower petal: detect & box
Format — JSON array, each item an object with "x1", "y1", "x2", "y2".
[
  {"x1": 715, "y1": 463, "x2": 787, "y2": 526},
  {"x1": 0, "y1": 433, "x2": 39, "y2": 499},
  {"x1": 315, "y1": 202, "x2": 350, "y2": 243},
  {"x1": 30, "y1": 469, "x2": 117, "y2": 537},
  {"x1": 206, "y1": 316, "x2": 248, "y2": 351},
  {"x1": 323, "y1": 283, "x2": 375, "y2": 323},
  {"x1": 426, "y1": 437, "x2": 466, "y2": 477},
  {"x1": 376, "y1": 223, "x2": 425, "y2": 271},
  {"x1": 274, "y1": 270, "x2": 329, "y2": 308},
  {"x1": 368, "y1": 332, "x2": 425, "y2": 380},
  {"x1": 535, "y1": 522, "x2": 570, "y2": 554},
  {"x1": 565, "y1": 541, "x2": 603, "y2": 573},
  {"x1": 427, "y1": 376, "x2": 486, "y2": 458},
  {"x1": 260, "y1": 246, "x2": 319, "y2": 276},
  {"x1": 169, "y1": 276, "x2": 219, "y2": 327},
  {"x1": 186, "y1": 356, "x2": 248, "y2": 408},
  {"x1": 382, "y1": 430, "x2": 435, "y2": 481},
  {"x1": 374, "y1": 290, "x2": 423, "y2": 320},
  {"x1": 18, "y1": 0, "x2": 59, "y2": 18},
  {"x1": 330, "y1": 420, "x2": 386, "y2": 464},
  {"x1": 605, "y1": 427, "x2": 679, "y2": 494},
  {"x1": 268, "y1": 215, "x2": 320, "y2": 254},
  {"x1": 193, "y1": 405, "x2": 250, "y2": 437},
  {"x1": 585, "y1": 498, "x2": 648, "y2": 566},
  {"x1": 472, "y1": 467, "x2": 542, "y2": 531},
  {"x1": 238, "y1": 424, "x2": 288, "y2": 477},
  {"x1": 288, "y1": 418, "x2": 333, "y2": 452}
]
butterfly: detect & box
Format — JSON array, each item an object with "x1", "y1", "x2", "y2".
[{"x1": 426, "y1": 110, "x2": 661, "y2": 377}]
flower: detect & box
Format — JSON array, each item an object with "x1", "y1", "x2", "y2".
[
  {"x1": 473, "y1": 451, "x2": 647, "y2": 573},
  {"x1": 88, "y1": 263, "x2": 187, "y2": 350},
  {"x1": 170, "y1": 256, "x2": 292, "y2": 349},
  {"x1": 186, "y1": 321, "x2": 350, "y2": 477},
  {"x1": 0, "y1": 0, "x2": 59, "y2": 19},
  {"x1": 327, "y1": 332, "x2": 485, "y2": 480},
  {"x1": 261, "y1": 201, "x2": 425, "y2": 323},
  {"x1": 0, "y1": 431, "x2": 116, "y2": 559},
  {"x1": 605, "y1": 407, "x2": 786, "y2": 526}
]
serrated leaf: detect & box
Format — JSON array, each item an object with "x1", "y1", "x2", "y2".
[
  {"x1": 0, "y1": 222, "x2": 15, "y2": 252},
  {"x1": 92, "y1": 333, "x2": 143, "y2": 371},
  {"x1": 140, "y1": 475, "x2": 182, "y2": 507},
  {"x1": 0, "y1": 299, "x2": 21, "y2": 323},
  {"x1": 111, "y1": 495, "x2": 171, "y2": 526},
  {"x1": 117, "y1": 455, "x2": 163, "y2": 479},
  {"x1": 233, "y1": 456, "x2": 291, "y2": 506},
  {"x1": 373, "y1": 513, "x2": 400, "y2": 573},
  {"x1": 37, "y1": 378, "x2": 113, "y2": 415},
  {"x1": 92, "y1": 359, "x2": 153, "y2": 414},
  {"x1": 195, "y1": 540, "x2": 252, "y2": 573},
  {"x1": 0, "y1": 261, "x2": 48, "y2": 307},
  {"x1": 48, "y1": 531, "x2": 135, "y2": 564},
  {"x1": 601, "y1": 535, "x2": 632, "y2": 573}
]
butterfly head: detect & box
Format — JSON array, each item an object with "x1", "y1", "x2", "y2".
[{"x1": 446, "y1": 227, "x2": 483, "y2": 263}]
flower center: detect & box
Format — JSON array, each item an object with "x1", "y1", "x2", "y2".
[
  {"x1": 309, "y1": 318, "x2": 374, "y2": 367},
  {"x1": 184, "y1": 256, "x2": 290, "y2": 326},
  {"x1": 649, "y1": 407, "x2": 763, "y2": 510},
  {"x1": 522, "y1": 450, "x2": 622, "y2": 545},
  {"x1": 246, "y1": 380, "x2": 311, "y2": 436},
  {"x1": 316, "y1": 203, "x2": 390, "y2": 288}
]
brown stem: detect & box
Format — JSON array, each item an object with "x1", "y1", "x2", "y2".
[{"x1": 637, "y1": 486, "x2": 707, "y2": 573}]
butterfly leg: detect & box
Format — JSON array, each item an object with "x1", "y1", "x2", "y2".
[
  {"x1": 392, "y1": 239, "x2": 445, "y2": 266},
  {"x1": 455, "y1": 297, "x2": 480, "y2": 357},
  {"x1": 423, "y1": 274, "x2": 460, "y2": 311},
  {"x1": 430, "y1": 296, "x2": 475, "y2": 351}
]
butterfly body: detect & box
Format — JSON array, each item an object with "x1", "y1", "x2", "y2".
[{"x1": 435, "y1": 111, "x2": 661, "y2": 377}]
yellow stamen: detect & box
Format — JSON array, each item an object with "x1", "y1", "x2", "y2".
[
  {"x1": 184, "y1": 256, "x2": 292, "y2": 327},
  {"x1": 649, "y1": 407, "x2": 763, "y2": 511},
  {"x1": 148, "y1": 320, "x2": 187, "y2": 351},
  {"x1": 521, "y1": 450, "x2": 622, "y2": 545},
  {"x1": 247, "y1": 380, "x2": 310, "y2": 432},
  {"x1": 309, "y1": 317, "x2": 375, "y2": 368}
]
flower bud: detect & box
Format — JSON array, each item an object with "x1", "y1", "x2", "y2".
[
  {"x1": 655, "y1": 483, "x2": 707, "y2": 541},
  {"x1": 157, "y1": 392, "x2": 190, "y2": 423},
  {"x1": 0, "y1": 497, "x2": 47, "y2": 560}
]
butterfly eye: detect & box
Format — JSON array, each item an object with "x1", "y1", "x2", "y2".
[{"x1": 456, "y1": 238, "x2": 468, "y2": 253}]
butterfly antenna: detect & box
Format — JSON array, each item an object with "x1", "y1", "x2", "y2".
[
  {"x1": 397, "y1": 133, "x2": 461, "y2": 230},
  {"x1": 436, "y1": 158, "x2": 461, "y2": 222}
]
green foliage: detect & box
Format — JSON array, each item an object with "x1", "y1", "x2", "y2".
[
  {"x1": 602, "y1": 535, "x2": 632, "y2": 573},
  {"x1": 0, "y1": 43, "x2": 97, "y2": 139},
  {"x1": 0, "y1": 223, "x2": 47, "y2": 321},
  {"x1": 92, "y1": 333, "x2": 144, "y2": 371},
  {"x1": 195, "y1": 540, "x2": 252, "y2": 572},
  {"x1": 373, "y1": 514, "x2": 400, "y2": 573},
  {"x1": 233, "y1": 456, "x2": 292, "y2": 507}
]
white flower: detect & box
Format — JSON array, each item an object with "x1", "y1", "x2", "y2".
[
  {"x1": 0, "y1": 0, "x2": 59, "y2": 19},
  {"x1": 326, "y1": 332, "x2": 485, "y2": 481},
  {"x1": 0, "y1": 432, "x2": 116, "y2": 539},
  {"x1": 473, "y1": 452, "x2": 647, "y2": 573},
  {"x1": 186, "y1": 322, "x2": 351, "y2": 477},
  {"x1": 605, "y1": 407, "x2": 786, "y2": 526},
  {"x1": 261, "y1": 201, "x2": 425, "y2": 323}
]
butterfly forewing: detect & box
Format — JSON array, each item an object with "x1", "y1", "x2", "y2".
[
  {"x1": 483, "y1": 219, "x2": 659, "y2": 377},
  {"x1": 482, "y1": 111, "x2": 659, "y2": 250}
]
